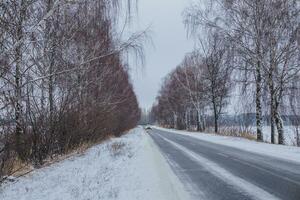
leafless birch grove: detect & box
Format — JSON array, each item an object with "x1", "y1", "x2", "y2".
[
  {"x1": 152, "y1": 0, "x2": 300, "y2": 146},
  {"x1": 0, "y1": 0, "x2": 144, "y2": 181}
]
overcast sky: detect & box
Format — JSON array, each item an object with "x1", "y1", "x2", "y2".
[{"x1": 130, "y1": 0, "x2": 194, "y2": 110}]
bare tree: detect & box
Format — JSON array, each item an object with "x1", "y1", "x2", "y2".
[
  {"x1": 260, "y1": 0, "x2": 300, "y2": 144},
  {"x1": 152, "y1": 32, "x2": 232, "y2": 134},
  {"x1": 0, "y1": 0, "x2": 144, "y2": 181},
  {"x1": 199, "y1": 31, "x2": 232, "y2": 133},
  {"x1": 184, "y1": 0, "x2": 300, "y2": 144}
]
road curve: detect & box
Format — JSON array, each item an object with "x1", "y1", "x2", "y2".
[{"x1": 148, "y1": 128, "x2": 300, "y2": 200}]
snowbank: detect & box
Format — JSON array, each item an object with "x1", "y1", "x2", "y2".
[
  {"x1": 154, "y1": 127, "x2": 300, "y2": 164},
  {"x1": 0, "y1": 127, "x2": 189, "y2": 200}
]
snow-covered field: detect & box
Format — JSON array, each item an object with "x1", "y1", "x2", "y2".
[
  {"x1": 0, "y1": 127, "x2": 189, "y2": 200},
  {"x1": 155, "y1": 127, "x2": 300, "y2": 164}
]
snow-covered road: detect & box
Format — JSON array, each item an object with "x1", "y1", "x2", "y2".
[
  {"x1": 149, "y1": 127, "x2": 300, "y2": 200},
  {"x1": 0, "y1": 127, "x2": 189, "y2": 200}
]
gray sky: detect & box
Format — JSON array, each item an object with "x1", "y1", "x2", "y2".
[{"x1": 130, "y1": 0, "x2": 194, "y2": 110}]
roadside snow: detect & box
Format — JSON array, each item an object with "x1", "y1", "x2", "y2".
[
  {"x1": 0, "y1": 127, "x2": 189, "y2": 200},
  {"x1": 261, "y1": 126, "x2": 298, "y2": 146},
  {"x1": 154, "y1": 127, "x2": 300, "y2": 164}
]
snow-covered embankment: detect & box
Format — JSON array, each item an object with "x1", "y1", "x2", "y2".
[{"x1": 0, "y1": 127, "x2": 189, "y2": 200}]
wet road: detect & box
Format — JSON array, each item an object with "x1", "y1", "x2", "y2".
[{"x1": 148, "y1": 128, "x2": 300, "y2": 200}]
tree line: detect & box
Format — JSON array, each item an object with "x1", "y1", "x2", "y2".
[
  {"x1": 0, "y1": 0, "x2": 143, "y2": 181},
  {"x1": 152, "y1": 0, "x2": 300, "y2": 146}
]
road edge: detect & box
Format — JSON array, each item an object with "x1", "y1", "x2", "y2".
[{"x1": 144, "y1": 130, "x2": 192, "y2": 200}]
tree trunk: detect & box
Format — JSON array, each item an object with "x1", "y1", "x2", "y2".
[
  {"x1": 214, "y1": 116, "x2": 218, "y2": 133},
  {"x1": 196, "y1": 109, "x2": 201, "y2": 131},
  {"x1": 188, "y1": 109, "x2": 191, "y2": 130},
  {"x1": 15, "y1": 1, "x2": 25, "y2": 159},
  {"x1": 297, "y1": 127, "x2": 300, "y2": 147},
  {"x1": 185, "y1": 109, "x2": 188, "y2": 130},
  {"x1": 270, "y1": 113, "x2": 275, "y2": 144},
  {"x1": 46, "y1": 0, "x2": 55, "y2": 128},
  {"x1": 201, "y1": 111, "x2": 206, "y2": 131},
  {"x1": 213, "y1": 103, "x2": 218, "y2": 133},
  {"x1": 173, "y1": 113, "x2": 178, "y2": 129},
  {"x1": 274, "y1": 100, "x2": 284, "y2": 145},
  {"x1": 255, "y1": 60, "x2": 263, "y2": 142},
  {"x1": 270, "y1": 88, "x2": 276, "y2": 144},
  {"x1": 275, "y1": 112, "x2": 284, "y2": 145}
]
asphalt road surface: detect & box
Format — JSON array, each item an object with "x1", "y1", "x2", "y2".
[{"x1": 148, "y1": 128, "x2": 300, "y2": 200}]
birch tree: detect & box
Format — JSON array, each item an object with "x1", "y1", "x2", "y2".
[{"x1": 0, "y1": 0, "x2": 144, "y2": 179}]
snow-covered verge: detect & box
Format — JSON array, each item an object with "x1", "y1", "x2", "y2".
[
  {"x1": 154, "y1": 127, "x2": 300, "y2": 164},
  {"x1": 261, "y1": 126, "x2": 298, "y2": 146},
  {"x1": 192, "y1": 125, "x2": 298, "y2": 145},
  {"x1": 0, "y1": 127, "x2": 189, "y2": 200}
]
